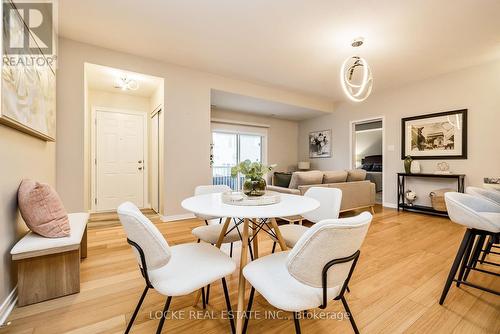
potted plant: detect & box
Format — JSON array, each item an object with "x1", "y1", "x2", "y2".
[{"x1": 231, "y1": 160, "x2": 276, "y2": 196}]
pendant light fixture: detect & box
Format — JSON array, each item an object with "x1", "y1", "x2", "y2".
[{"x1": 340, "y1": 38, "x2": 373, "y2": 102}]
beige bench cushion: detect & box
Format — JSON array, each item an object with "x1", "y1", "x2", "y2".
[{"x1": 11, "y1": 212, "x2": 89, "y2": 260}]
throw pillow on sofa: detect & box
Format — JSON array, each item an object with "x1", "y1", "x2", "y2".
[
  {"x1": 18, "y1": 179, "x2": 71, "y2": 238},
  {"x1": 346, "y1": 169, "x2": 367, "y2": 182},
  {"x1": 273, "y1": 172, "x2": 293, "y2": 188},
  {"x1": 289, "y1": 171, "x2": 323, "y2": 189},
  {"x1": 323, "y1": 170, "x2": 348, "y2": 183}
]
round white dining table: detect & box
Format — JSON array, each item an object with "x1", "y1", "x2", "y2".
[{"x1": 181, "y1": 193, "x2": 320, "y2": 334}]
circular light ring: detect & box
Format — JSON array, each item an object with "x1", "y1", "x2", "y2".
[{"x1": 340, "y1": 56, "x2": 373, "y2": 102}]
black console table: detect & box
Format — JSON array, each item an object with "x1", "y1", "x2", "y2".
[{"x1": 397, "y1": 173, "x2": 465, "y2": 217}]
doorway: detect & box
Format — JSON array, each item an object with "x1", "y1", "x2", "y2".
[
  {"x1": 350, "y1": 117, "x2": 384, "y2": 204},
  {"x1": 85, "y1": 63, "x2": 164, "y2": 214},
  {"x1": 93, "y1": 108, "x2": 147, "y2": 211}
]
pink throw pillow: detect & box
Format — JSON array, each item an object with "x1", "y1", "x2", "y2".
[{"x1": 18, "y1": 179, "x2": 71, "y2": 238}]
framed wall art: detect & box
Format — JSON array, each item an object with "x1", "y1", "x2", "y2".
[
  {"x1": 309, "y1": 129, "x2": 331, "y2": 158},
  {"x1": 401, "y1": 109, "x2": 467, "y2": 160}
]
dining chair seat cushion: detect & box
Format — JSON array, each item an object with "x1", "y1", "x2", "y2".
[
  {"x1": 148, "y1": 243, "x2": 236, "y2": 296},
  {"x1": 243, "y1": 251, "x2": 340, "y2": 312},
  {"x1": 445, "y1": 193, "x2": 500, "y2": 233},
  {"x1": 192, "y1": 221, "x2": 242, "y2": 244},
  {"x1": 272, "y1": 224, "x2": 309, "y2": 248}
]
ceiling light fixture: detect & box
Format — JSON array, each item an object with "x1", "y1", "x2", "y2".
[
  {"x1": 340, "y1": 37, "x2": 373, "y2": 102},
  {"x1": 114, "y1": 75, "x2": 139, "y2": 91}
]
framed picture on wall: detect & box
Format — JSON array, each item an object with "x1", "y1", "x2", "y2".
[
  {"x1": 401, "y1": 109, "x2": 467, "y2": 159},
  {"x1": 0, "y1": 0, "x2": 57, "y2": 141},
  {"x1": 309, "y1": 129, "x2": 331, "y2": 158}
]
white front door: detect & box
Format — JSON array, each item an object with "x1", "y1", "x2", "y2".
[{"x1": 96, "y1": 110, "x2": 145, "y2": 211}]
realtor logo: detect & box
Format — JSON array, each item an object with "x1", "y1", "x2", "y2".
[{"x1": 3, "y1": 1, "x2": 53, "y2": 55}]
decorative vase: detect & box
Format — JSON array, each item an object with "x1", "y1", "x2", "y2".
[
  {"x1": 243, "y1": 178, "x2": 267, "y2": 197},
  {"x1": 410, "y1": 160, "x2": 421, "y2": 174},
  {"x1": 404, "y1": 156, "x2": 413, "y2": 174}
]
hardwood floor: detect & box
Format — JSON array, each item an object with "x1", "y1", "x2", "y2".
[{"x1": 2, "y1": 206, "x2": 499, "y2": 334}]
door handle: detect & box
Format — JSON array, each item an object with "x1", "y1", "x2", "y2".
[
  {"x1": 138, "y1": 160, "x2": 143, "y2": 163},
  {"x1": 138, "y1": 167, "x2": 143, "y2": 170}
]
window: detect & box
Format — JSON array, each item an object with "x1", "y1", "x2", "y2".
[{"x1": 211, "y1": 122, "x2": 267, "y2": 191}]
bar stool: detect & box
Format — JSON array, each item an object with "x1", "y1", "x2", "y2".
[
  {"x1": 439, "y1": 192, "x2": 500, "y2": 305},
  {"x1": 466, "y1": 187, "x2": 500, "y2": 266}
]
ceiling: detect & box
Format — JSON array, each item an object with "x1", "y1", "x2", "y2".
[
  {"x1": 85, "y1": 63, "x2": 163, "y2": 97},
  {"x1": 211, "y1": 90, "x2": 326, "y2": 121},
  {"x1": 61, "y1": 0, "x2": 500, "y2": 102}
]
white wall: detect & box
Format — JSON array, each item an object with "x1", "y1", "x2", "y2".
[
  {"x1": 299, "y1": 59, "x2": 500, "y2": 207},
  {"x1": 211, "y1": 108, "x2": 299, "y2": 172},
  {"x1": 0, "y1": 126, "x2": 55, "y2": 311},
  {"x1": 56, "y1": 38, "x2": 333, "y2": 216}
]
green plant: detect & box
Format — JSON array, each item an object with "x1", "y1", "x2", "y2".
[{"x1": 231, "y1": 160, "x2": 276, "y2": 180}]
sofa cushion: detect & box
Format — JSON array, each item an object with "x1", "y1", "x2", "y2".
[
  {"x1": 289, "y1": 171, "x2": 324, "y2": 189},
  {"x1": 322, "y1": 171, "x2": 348, "y2": 184},
  {"x1": 18, "y1": 179, "x2": 70, "y2": 238},
  {"x1": 346, "y1": 169, "x2": 367, "y2": 182},
  {"x1": 273, "y1": 172, "x2": 292, "y2": 188}
]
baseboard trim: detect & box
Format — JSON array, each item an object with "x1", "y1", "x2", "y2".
[
  {"x1": 161, "y1": 213, "x2": 196, "y2": 222},
  {"x1": 383, "y1": 202, "x2": 397, "y2": 209},
  {"x1": 0, "y1": 286, "x2": 17, "y2": 326}
]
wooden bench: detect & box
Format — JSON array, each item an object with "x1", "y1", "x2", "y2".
[{"x1": 10, "y1": 213, "x2": 89, "y2": 306}]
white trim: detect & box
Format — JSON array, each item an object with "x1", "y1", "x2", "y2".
[
  {"x1": 349, "y1": 116, "x2": 386, "y2": 206},
  {"x1": 383, "y1": 202, "x2": 397, "y2": 209},
  {"x1": 160, "y1": 213, "x2": 196, "y2": 222},
  {"x1": 91, "y1": 106, "x2": 149, "y2": 212},
  {"x1": 0, "y1": 286, "x2": 17, "y2": 326},
  {"x1": 355, "y1": 128, "x2": 382, "y2": 134},
  {"x1": 211, "y1": 118, "x2": 270, "y2": 128}
]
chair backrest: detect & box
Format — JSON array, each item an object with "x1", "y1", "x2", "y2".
[
  {"x1": 302, "y1": 187, "x2": 342, "y2": 223},
  {"x1": 195, "y1": 185, "x2": 232, "y2": 196},
  {"x1": 466, "y1": 186, "x2": 500, "y2": 206},
  {"x1": 445, "y1": 192, "x2": 500, "y2": 233},
  {"x1": 286, "y1": 211, "x2": 372, "y2": 289},
  {"x1": 117, "y1": 202, "x2": 171, "y2": 270}
]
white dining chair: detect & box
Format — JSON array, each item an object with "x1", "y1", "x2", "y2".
[
  {"x1": 243, "y1": 211, "x2": 372, "y2": 334},
  {"x1": 272, "y1": 187, "x2": 342, "y2": 251},
  {"x1": 192, "y1": 184, "x2": 243, "y2": 258},
  {"x1": 465, "y1": 187, "x2": 500, "y2": 264},
  {"x1": 439, "y1": 193, "x2": 500, "y2": 305},
  {"x1": 117, "y1": 202, "x2": 236, "y2": 334},
  {"x1": 194, "y1": 185, "x2": 232, "y2": 225}
]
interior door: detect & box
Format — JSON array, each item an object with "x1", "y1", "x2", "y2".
[
  {"x1": 150, "y1": 110, "x2": 160, "y2": 213},
  {"x1": 96, "y1": 110, "x2": 145, "y2": 211}
]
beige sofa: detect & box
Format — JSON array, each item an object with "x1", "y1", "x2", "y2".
[{"x1": 267, "y1": 169, "x2": 375, "y2": 213}]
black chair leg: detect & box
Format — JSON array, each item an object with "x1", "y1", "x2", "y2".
[
  {"x1": 221, "y1": 278, "x2": 235, "y2": 334},
  {"x1": 156, "y1": 296, "x2": 172, "y2": 334},
  {"x1": 480, "y1": 236, "x2": 493, "y2": 264},
  {"x1": 439, "y1": 229, "x2": 473, "y2": 305},
  {"x1": 230, "y1": 242, "x2": 234, "y2": 258},
  {"x1": 341, "y1": 296, "x2": 359, "y2": 334},
  {"x1": 242, "y1": 287, "x2": 255, "y2": 334},
  {"x1": 463, "y1": 234, "x2": 486, "y2": 283},
  {"x1": 346, "y1": 285, "x2": 350, "y2": 293},
  {"x1": 271, "y1": 241, "x2": 277, "y2": 254},
  {"x1": 248, "y1": 240, "x2": 254, "y2": 261},
  {"x1": 125, "y1": 286, "x2": 149, "y2": 334},
  {"x1": 197, "y1": 239, "x2": 201, "y2": 243},
  {"x1": 293, "y1": 312, "x2": 302, "y2": 334},
  {"x1": 205, "y1": 284, "x2": 211, "y2": 305},
  {"x1": 456, "y1": 231, "x2": 476, "y2": 287},
  {"x1": 201, "y1": 287, "x2": 207, "y2": 309}
]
